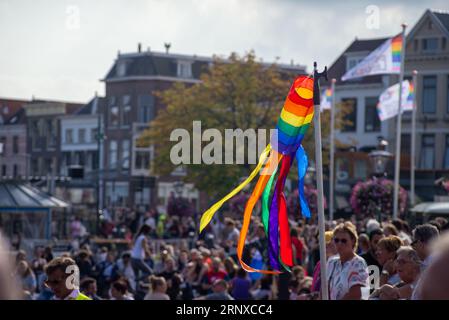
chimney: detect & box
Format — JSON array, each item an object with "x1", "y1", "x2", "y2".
[
  {"x1": 164, "y1": 42, "x2": 171, "y2": 54},
  {"x1": 138, "y1": 42, "x2": 142, "y2": 53}
]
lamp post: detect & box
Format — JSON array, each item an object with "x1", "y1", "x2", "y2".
[
  {"x1": 368, "y1": 137, "x2": 392, "y2": 178},
  {"x1": 368, "y1": 137, "x2": 393, "y2": 221}
]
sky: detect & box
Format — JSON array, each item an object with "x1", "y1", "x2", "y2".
[{"x1": 0, "y1": 0, "x2": 448, "y2": 103}]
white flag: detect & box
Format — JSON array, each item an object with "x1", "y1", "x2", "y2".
[
  {"x1": 377, "y1": 80, "x2": 414, "y2": 121},
  {"x1": 342, "y1": 34, "x2": 402, "y2": 81}
]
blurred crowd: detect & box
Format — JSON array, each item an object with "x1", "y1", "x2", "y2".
[{"x1": 1, "y1": 209, "x2": 449, "y2": 300}]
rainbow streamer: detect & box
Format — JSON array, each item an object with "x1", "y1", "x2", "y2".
[{"x1": 199, "y1": 76, "x2": 314, "y2": 273}]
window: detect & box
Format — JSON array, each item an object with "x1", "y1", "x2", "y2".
[
  {"x1": 121, "y1": 140, "x2": 130, "y2": 169},
  {"x1": 444, "y1": 135, "x2": 449, "y2": 169},
  {"x1": 91, "y1": 151, "x2": 98, "y2": 170},
  {"x1": 414, "y1": 39, "x2": 419, "y2": 52},
  {"x1": 13, "y1": 136, "x2": 19, "y2": 154},
  {"x1": 78, "y1": 151, "x2": 85, "y2": 166},
  {"x1": 117, "y1": 60, "x2": 127, "y2": 77},
  {"x1": 1, "y1": 165, "x2": 6, "y2": 176},
  {"x1": 135, "y1": 150, "x2": 150, "y2": 170},
  {"x1": 447, "y1": 75, "x2": 449, "y2": 113},
  {"x1": 443, "y1": 38, "x2": 447, "y2": 51},
  {"x1": 91, "y1": 128, "x2": 98, "y2": 143},
  {"x1": 341, "y1": 98, "x2": 357, "y2": 132},
  {"x1": 354, "y1": 160, "x2": 367, "y2": 179},
  {"x1": 0, "y1": 136, "x2": 6, "y2": 155},
  {"x1": 64, "y1": 152, "x2": 72, "y2": 167},
  {"x1": 364, "y1": 97, "x2": 380, "y2": 132},
  {"x1": 109, "y1": 96, "x2": 119, "y2": 126},
  {"x1": 47, "y1": 119, "x2": 57, "y2": 148},
  {"x1": 65, "y1": 129, "x2": 73, "y2": 144},
  {"x1": 31, "y1": 158, "x2": 39, "y2": 176},
  {"x1": 401, "y1": 134, "x2": 411, "y2": 154},
  {"x1": 422, "y1": 76, "x2": 437, "y2": 114},
  {"x1": 109, "y1": 140, "x2": 118, "y2": 169},
  {"x1": 422, "y1": 38, "x2": 438, "y2": 52},
  {"x1": 347, "y1": 57, "x2": 363, "y2": 71},
  {"x1": 78, "y1": 129, "x2": 86, "y2": 143},
  {"x1": 138, "y1": 94, "x2": 155, "y2": 123},
  {"x1": 177, "y1": 61, "x2": 192, "y2": 78},
  {"x1": 13, "y1": 164, "x2": 18, "y2": 177},
  {"x1": 420, "y1": 134, "x2": 435, "y2": 169},
  {"x1": 122, "y1": 95, "x2": 132, "y2": 126}
]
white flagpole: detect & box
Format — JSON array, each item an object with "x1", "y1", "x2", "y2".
[
  {"x1": 329, "y1": 79, "x2": 336, "y2": 222},
  {"x1": 393, "y1": 24, "x2": 407, "y2": 220},
  {"x1": 313, "y1": 62, "x2": 328, "y2": 300},
  {"x1": 410, "y1": 70, "x2": 418, "y2": 207}
]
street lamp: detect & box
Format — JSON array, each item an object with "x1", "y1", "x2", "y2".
[
  {"x1": 368, "y1": 137, "x2": 393, "y2": 222},
  {"x1": 369, "y1": 137, "x2": 393, "y2": 178},
  {"x1": 305, "y1": 164, "x2": 316, "y2": 185}
]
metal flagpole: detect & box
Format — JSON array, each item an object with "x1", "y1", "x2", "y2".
[
  {"x1": 313, "y1": 62, "x2": 329, "y2": 300},
  {"x1": 410, "y1": 70, "x2": 418, "y2": 207},
  {"x1": 393, "y1": 23, "x2": 407, "y2": 220},
  {"x1": 329, "y1": 78, "x2": 336, "y2": 222}
]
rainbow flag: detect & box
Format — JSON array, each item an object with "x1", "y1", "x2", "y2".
[
  {"x1": 342, "y1": 33, "x2": 403, "y2": 81},
  {"x1": 320, "y1": 88, "x2": 333, "y2": 110},
  {"x1": 377, "y1": 80, "x2": 414, "y2": 121},
  {"x1": 391, "y1": 34, "x2": 403, "y2": 72}
]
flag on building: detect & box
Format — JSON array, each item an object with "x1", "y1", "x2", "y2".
[
  {"x1": 320, "y1": 88, "x2": 333, "y2": 111},
  {"x1": 377, "y1": 80, "x2": 414, "y2": 121},
  {"x1": 341, "y1": 34, "x2": 403, "y2": 81}
]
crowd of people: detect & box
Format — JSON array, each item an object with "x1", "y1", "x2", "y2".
[{"x1": 2, "y1": 207, "x2": 449, "y2": 300}]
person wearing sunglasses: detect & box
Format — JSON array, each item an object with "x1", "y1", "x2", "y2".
[
  {"x1": 376, "y1": 236, "x2": 403, "y2": 286},
  {"x1": 370, "y1": 246, "x2": 422, "y2": 300},
  {"x1": 410, "y1": 224, "x2": 439, "y2": 300},
  {"x1": 44, "y1": 257, "x2": 91, "y2": 300},
  {"x1": 326, "y1": 222, "x2": 369, "y2": 300}
]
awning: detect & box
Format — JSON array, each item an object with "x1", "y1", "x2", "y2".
[
  {"x1": 0, "y1": 181, "x2": 69, "y2": 209},
  {"x1": 410, "y1": 202, "x2": 449, "y2": 215}
]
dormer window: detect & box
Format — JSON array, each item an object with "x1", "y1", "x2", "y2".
[
  {"x1": 116, "y1": 60, "x2": 127, "y2": 77},
  {"x1": 177, "y1": 60, "x2": 192, "y2": 78},
  {"x1": 346, "y1": 55, "x2": 364, "y2": 71},
  {"x1": 422, "y1": 38, "x2": 438, "y2": 53},
  {"x1": 346, "y1": 56, "x2": 364, "y2": 72}
]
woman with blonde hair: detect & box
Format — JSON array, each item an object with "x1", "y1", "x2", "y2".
[
  {"x1": 144, "y1": 275, "x2": 170, "y2": 300},
  {"x1": 326, "y1": 222, "x2": 369, "y2": 300},
  {"x1": 223, "y1": 257, "x2": 238, "y2": 280},
  {"x1": 376, "y1": 236, "x2": 403, "y2": 286}
]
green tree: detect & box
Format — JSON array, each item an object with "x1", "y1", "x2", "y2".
[{"x1": 138, "y1": 52, "x2": 351, "y2": 200}]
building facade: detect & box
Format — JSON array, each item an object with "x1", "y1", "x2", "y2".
[
  {"x1": 0, "y1": 99, "x2": 29, "y2": 179},
  {"x1": 24, "y1": 100, "x2": 83, "y2": 192},
  {"x1": 393, "y1": 9, "x2": 449, "y2": 201}
]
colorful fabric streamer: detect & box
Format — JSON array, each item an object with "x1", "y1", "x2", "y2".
[{"x1": 199, "y1": 75, "x2": 315, "y2": 273}]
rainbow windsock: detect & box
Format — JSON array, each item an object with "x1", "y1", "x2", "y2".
[{"x1": 199, "y1": 76, "x2": 314, "y2": 273}]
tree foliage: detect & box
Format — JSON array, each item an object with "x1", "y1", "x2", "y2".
[{"x1": 138, "y1": 52, "x2": 351, "y2": 200}]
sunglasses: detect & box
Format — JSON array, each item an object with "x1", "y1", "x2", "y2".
[{"x1": 333, "y1": 238, "x2": 348, "y2": 244}]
